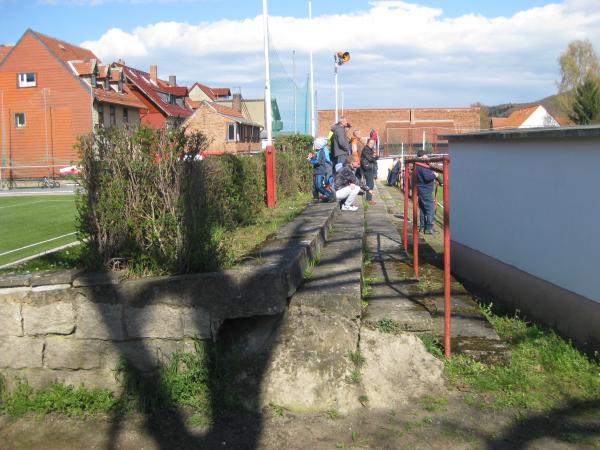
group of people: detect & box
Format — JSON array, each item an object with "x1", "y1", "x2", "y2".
[
  {"x1": 308, "y1": 119, "x2": 440, "y2": 233},
  {"x1": 308, "y1": 117, "x2": 379, "y2": 212}
]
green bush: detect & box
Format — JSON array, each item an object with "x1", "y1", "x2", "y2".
[{"x1": 76, "y1": 127, "x2": 311, "y2": 275}]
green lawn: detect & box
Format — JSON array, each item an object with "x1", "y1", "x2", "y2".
[{"x1": 0, "y1": 196, "x2": 78, "y2": 267}]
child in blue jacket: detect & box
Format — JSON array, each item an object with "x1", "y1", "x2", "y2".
[{"x1": 308, "y1": 137, "x2": 334, "y2": 202}]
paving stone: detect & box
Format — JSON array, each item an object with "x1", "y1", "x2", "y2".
[
  {"x1": 30, "y1": 268, "x2": 85, "y2": 287},
  {"x1": 0, "y1": 274, "x2": 31, "y2": 288}
]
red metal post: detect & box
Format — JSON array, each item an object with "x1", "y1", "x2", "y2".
[
  {"x1": 412, "y1": 163, "x2": 419, "y2": 279},
  {"x1": 403, "y1": 162, "x2": 409, "y2": 254},
  {"x1": 266, "y1": 144, "x2": 276, "y2": 208},
  {"x1": 443, "y1": 157, "x2": 451, "y2": 358}
]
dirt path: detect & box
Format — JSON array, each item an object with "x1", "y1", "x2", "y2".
[{"x1": 2, "y1": 389, "x2": 598, "y2": 449}]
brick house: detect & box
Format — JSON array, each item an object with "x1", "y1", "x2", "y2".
[
  {"x1": 0, "y1": 29, "x2": 145, "y2": 180},
  {"x1": 183, "y1": 95, "x2": 262, "y2": 153},
  {"x1": 318, "y1": 107, "x2": 481, "y2": 154},
  {"x1": 115, "y1": 63, "x2": 192, "y2": 129}
]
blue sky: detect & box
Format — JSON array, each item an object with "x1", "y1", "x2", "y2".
[
  {"x1": 1, "y1": 0, "x2": 599, "y2": 120},
  {"x1": 0, "y1": 1, "x2": 554, "y2": 45}
]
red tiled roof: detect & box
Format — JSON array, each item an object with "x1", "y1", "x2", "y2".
[
  {"x1": 212, "y1": 87, "x2": 231, "y2": 97},
  {"x1": 190, "y1": 82, "x2": 230, "y2": 101},
  {"x1": 118, "y1": 63, "x2": 192, "y2": 119},
  {"x1": 210, "y1": 102, "x2": 244, "y2": 119},
  {"x1": 490, "y1": 117, "x2": 508, "y2": 129},
  {"x1": 186, "y1": 99, "x2": 202, "y2": 110},
  {"x1": 502, "y1": 105, "x2": 540, "y2": 128},
  {"x1": 33, "y1": 30, "x2": 98, "y2": 64},
  {"x1": 94, "y1": 84, "x2": 147, "y2": 109},
  {"x1": 555, "y1": 116, "x2": 573, "y2": 126},
  {"x1": 97, "y1": 65, "x2": 109, "y2": 79},
  {"x1": 0, "y1": 45, "x2": 13, "y2": 64},
  {"x1": 71, "y1": 61, "x2": 95, "y2": 76}
]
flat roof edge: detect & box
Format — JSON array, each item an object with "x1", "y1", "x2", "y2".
[{"x1": 440, "y1": 125, "x2": 600, "y2": 141}]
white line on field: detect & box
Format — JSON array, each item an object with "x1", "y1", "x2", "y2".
[
  {"x1": 0, "y1": 232, "x2": 78, "y2": 257},
  {"x1": 0, "y1": 199, "x2": 73, "y2": 209},
  {"x1": 0, "y1": 241, "x2": 81, "y2": 270}
]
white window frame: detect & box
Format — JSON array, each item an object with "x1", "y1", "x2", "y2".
[
  {"x1": 17, "y1": 72, "x2": 36, "y2": 88},
  {"x1": 14, "y1": 112, "x2": 26, "y2": 128},
  {"x1": 227, "y1": 123, "x2": 237, "y2": 142}
]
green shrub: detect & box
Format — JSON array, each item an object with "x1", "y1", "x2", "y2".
[{"x1": 76, "y1": 127, "x2": 310, "y2": 274}]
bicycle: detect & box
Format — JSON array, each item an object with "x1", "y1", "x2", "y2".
[{"x1": 38, "y1": 176, "x2": 60, "y2": 188}]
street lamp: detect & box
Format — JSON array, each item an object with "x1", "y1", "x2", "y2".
[{"x1": 334, "y1": 51, "x2": 350, "y2": 123}]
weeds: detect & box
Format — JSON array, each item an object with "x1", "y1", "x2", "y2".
[
  {"x1": 419, "y1": 334, "x2": 444, "y2": 359},
  {"x1": 420, "y1": 394, "x2": 448, "y2": 412},
  {"x1": 0, "y1": 340, "x2": 228, "y2": 419},
  {"x1": 326, "y1": 409, "x2": 340, "y2": 419},
  {"x1": 444, "y1": 308, "x2": 600, "y2": 412},
  {"x1": 376, "y1": 318, "x2": 402, "y2": 334}
]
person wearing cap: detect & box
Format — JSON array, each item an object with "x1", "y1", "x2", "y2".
[
  {"x1": 331, "y1": 116, "x2": 351, "y2": 170},
  {"x1": 308, "y1": 137, "x2": 334, "y2": 202},
  {"x1": 334, "y1": 155, "x2": 370, "y2": 211},
  {"x1": 415, "y1": 150, "x2": 438, "y2": 234}
]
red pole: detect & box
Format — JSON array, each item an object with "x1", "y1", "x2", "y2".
[
  {"x1": 266, "y1": 144, "x2": 276, "y2": 208},
  {"x1": 412, "y1": 163, "x2": 419, "y2": 279},
  {"x1": 403, "y1": 162, "x2": 409, "y2": 254},
  {"x1": 443, "y1": 157, "x2": 451, "y2": 358}
]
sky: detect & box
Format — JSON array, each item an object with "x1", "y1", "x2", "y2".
[{"x1": 1, "y1": 0, "x2": 600, "y2": 113}]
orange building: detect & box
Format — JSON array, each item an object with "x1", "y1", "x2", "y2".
[{"x1": 0, "y1": 29, "x2": 145, "y2": 181}]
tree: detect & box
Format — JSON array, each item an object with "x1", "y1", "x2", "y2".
[
  {"x1": 558, "y1": 39, "x2": 600, "y2": 94},
  {"x1": 569, "y1": 75, "x2": 600, "y2": 125}
]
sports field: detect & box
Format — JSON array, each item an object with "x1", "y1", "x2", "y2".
[{"x1": 0, "y1": 195, "x2": 78, "y2": 267}]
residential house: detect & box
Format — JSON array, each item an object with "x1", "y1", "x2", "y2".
[
  {"x1": 115, "y1": 63, "x2": 192, "y2": 129},
  {"x1": 0, "y1": 29, "x2": 145, "y2": 180},
  {"x1": 188, "y1": 82, "x2": 231, "y2": 103},
  {"x1": 490, "y1": 105, "x2": 563, "y2": 129},
  {"x1": 183, "y1": 94, "x2": 262, "y2": 153}
]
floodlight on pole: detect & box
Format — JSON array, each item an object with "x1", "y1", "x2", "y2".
[{"x1": 334, "y1": 51, "x2": 350, "y2": 123}]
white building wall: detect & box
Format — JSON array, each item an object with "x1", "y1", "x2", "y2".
[
  {"x1": 451, "y1": 138, "x2": 600, "y2": 302},
  {"x1": 520, "y1": 106, "x2": 559, "y2": 128}
]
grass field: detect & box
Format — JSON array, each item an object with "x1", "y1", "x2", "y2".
[{"x1": 0, "y1": 196, "x2": 78, "y2": 267}]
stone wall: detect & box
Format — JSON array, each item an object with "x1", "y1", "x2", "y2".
[{"x1": 0, "y1": 202, "x2": 337, "y2": 390}]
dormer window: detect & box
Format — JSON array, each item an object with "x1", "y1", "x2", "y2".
[{"x1": 18, "y1": 73, "x2": 36, "y2": 88}]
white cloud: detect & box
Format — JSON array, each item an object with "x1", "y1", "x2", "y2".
[{"x1": 80, "y1": 0, "x2": 600, "y2": 109}]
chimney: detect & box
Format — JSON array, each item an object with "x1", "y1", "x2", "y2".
[
  {"x1": 150, "y1": 65, "x2": 157, "y2": 84},
  {"x1": 169, "y1": 75, "x2": 176, "y2": 87},
  {"x1": 232, "y1": 93, "x2": 242, "y2": 113}
]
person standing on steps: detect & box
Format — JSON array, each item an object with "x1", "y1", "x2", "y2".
[
  {"x1": 308, "y1": 137, "x2": 335, "y2": 203},
  {"x1": 331, "y1": 116, "x2": 351, "y2": 171},
  {"x1": 360, "y1": 138, "x2": 378, "y2": 206},
  {"x1": 415, "y1": 150, "x2": 438, "y2": 234},
  {"x1": 334, "y1": 155, "x2": 371, "y2": 211}
]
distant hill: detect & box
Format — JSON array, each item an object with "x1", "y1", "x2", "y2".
[{"x1": 486, "y1": 93, "x2": 569, "y2": 118}]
